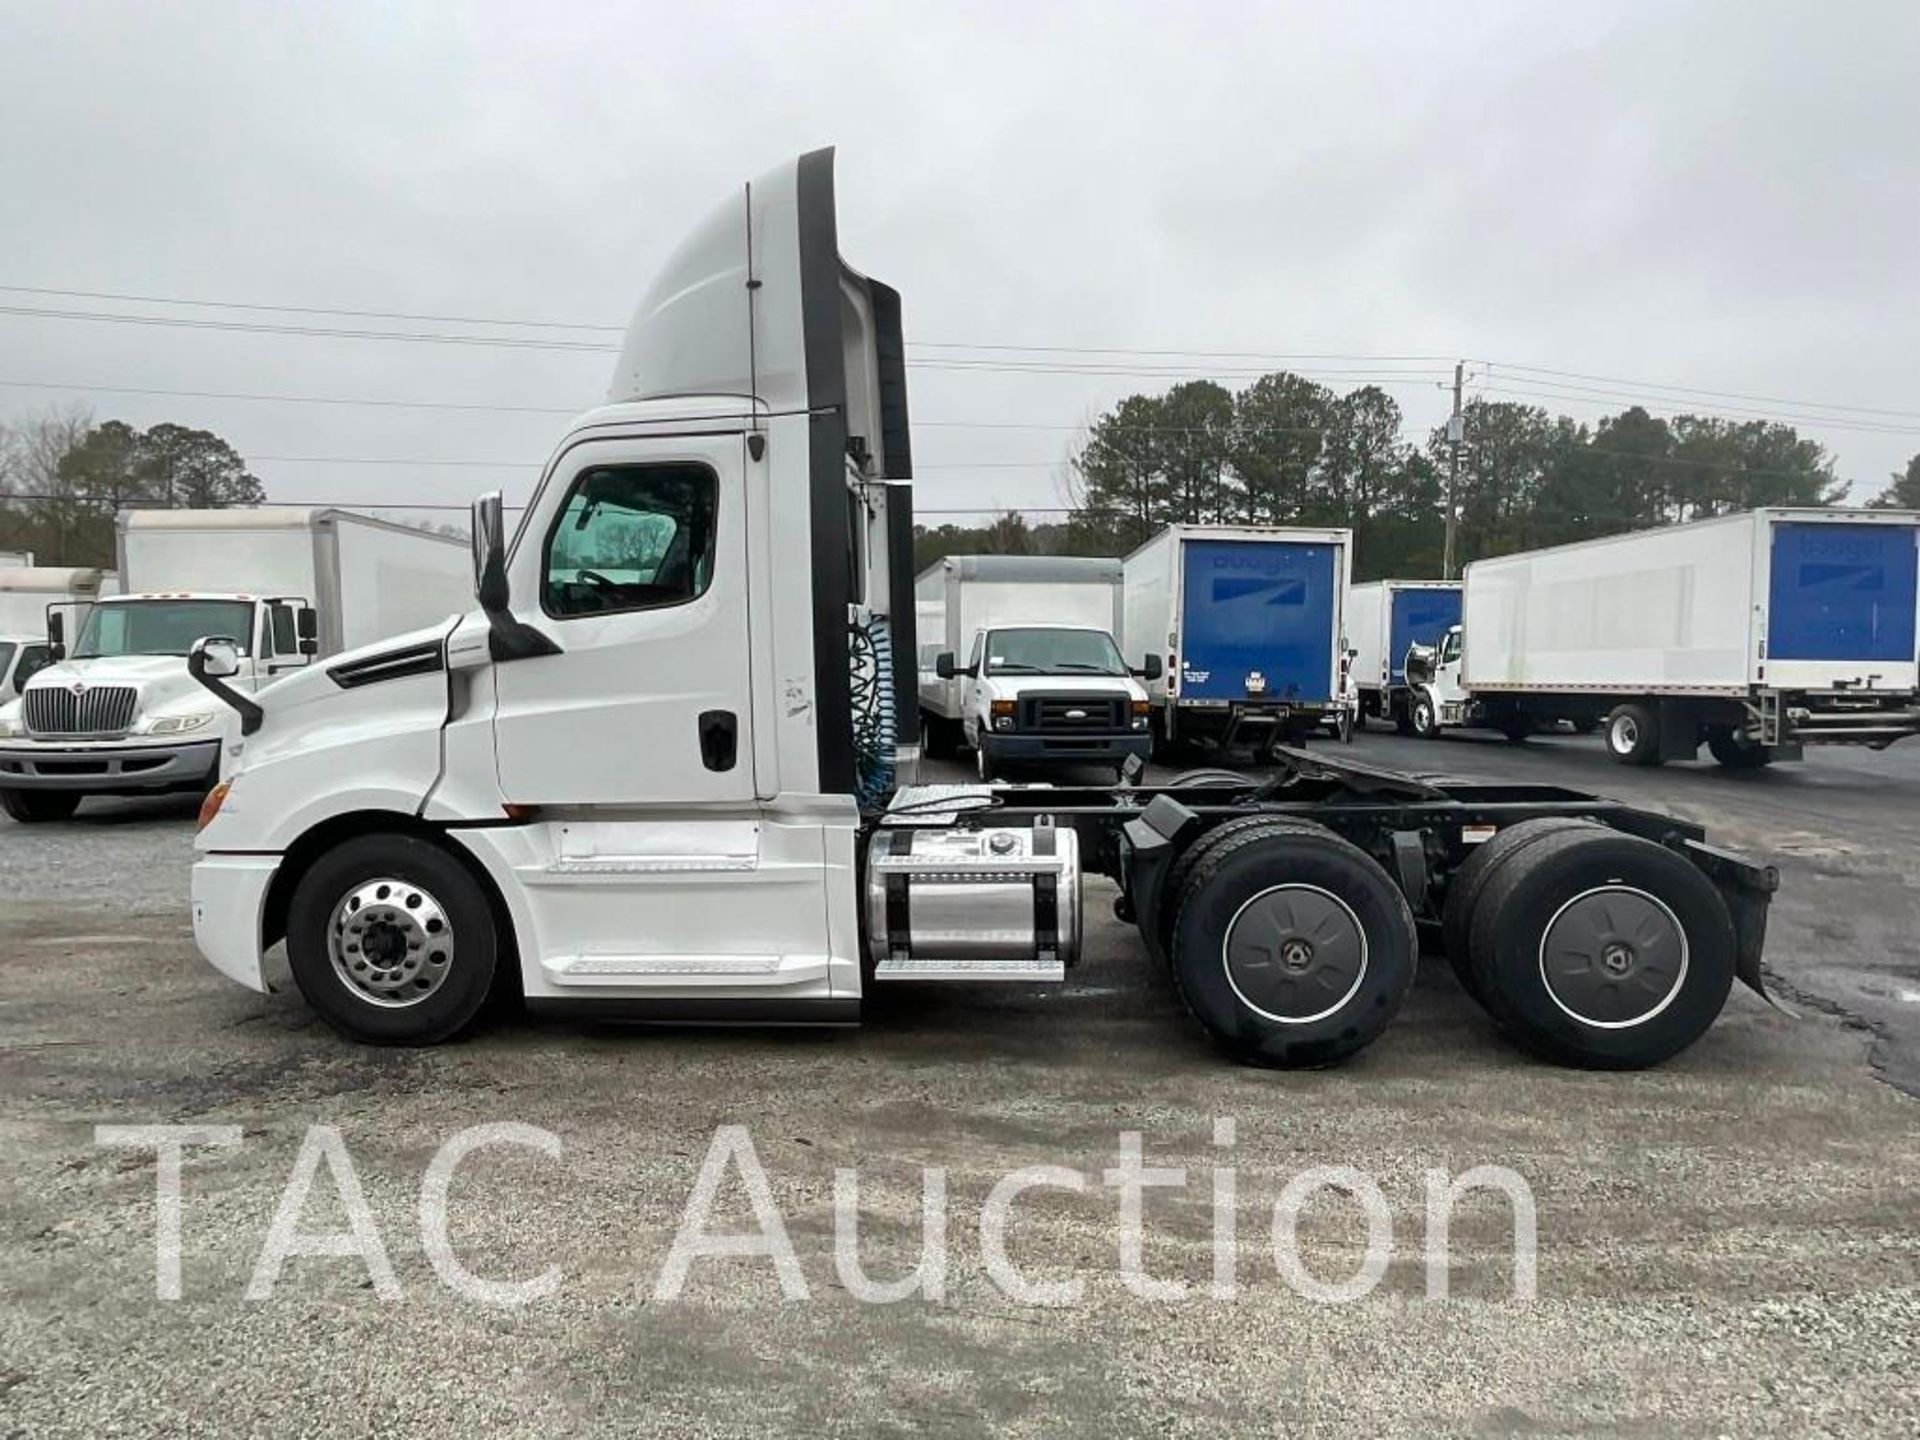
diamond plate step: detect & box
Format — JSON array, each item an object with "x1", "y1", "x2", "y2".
[{"x1": 872, "y1": 957, "x2": 1066, "y2": 982}]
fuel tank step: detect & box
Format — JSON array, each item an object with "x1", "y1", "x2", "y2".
[{"x1": 872, "y1": 957, "x2": 1066, "y2": 982}]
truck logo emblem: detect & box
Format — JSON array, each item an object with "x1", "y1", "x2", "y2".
[
  {"x1": 69, "y1": 681, "x2": 87, "y2": 697},
  {"x1": 1066, "y1": 708, "x2": 1087, "y2": 719}
]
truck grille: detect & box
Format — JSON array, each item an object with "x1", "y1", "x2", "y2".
[
  {"x1": 1019, "y1": 693, "x2": 1125, "y2": 733},
  {"x1": 23, "y1": 685, "x2": 139, "y2": 737}
]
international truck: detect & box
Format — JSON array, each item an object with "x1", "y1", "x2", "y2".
[
  {"x1": 915, "y1": 554, "x2": 1154, "y2": 780},
  {"x1": 1404, "y1": 508, "x2": 1920, "y2": 767},
  {"x1": 185, "y1": 149, "x2": 1780, "y2": 1072},
  {"x1": 0, "y1": 508, "x2": 470, "y2": 821},
  {"x1": 0, "y1": 567, "x2": 104, "y2": 718},
  {"x1": 1122, "y1": 524, "x2": 1352, "y2": 757},
  {"x1": 1346, "y1": 579, "x2": 1462, "y2": 733}
]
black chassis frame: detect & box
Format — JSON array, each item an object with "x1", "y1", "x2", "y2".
[{"x1": 966, "y1": 748, "x2": 1782, "y2": 1005}]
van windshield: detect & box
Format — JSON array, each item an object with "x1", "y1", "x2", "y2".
[
  {"x1": 74, "y1": 600, "x2": 256, "y2": 658},
  {"x1": 984, "y1": 627, "x2": 1127, "y2": 676}
]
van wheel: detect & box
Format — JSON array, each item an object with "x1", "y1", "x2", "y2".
[
  {"x1": 285, "y1": 834, "x2": 501, "y2": 1045},
  {"x1": 1170, "y1": 824, "x2": 1416, "y2": 1067},
  {"x1": 920, "y1": 716, "x2": 955, "y2": 760},
  {"x1": 1706, "y1": 730, "x2": 1771, "y2": 769},
  {"x1": 1467, "y1": 830, "x2": 1735, "y2": 1069},
  {"x1": 1440, "y1": 818, "x2": 1606, "y2": 1005},
  {"x1": 1410, "y1": 694, "x2": 1441, "y2": 739},
  {"x1": 1604, "y1": 703, "x2": 1662, "y2": 766},
  {"x1": 0, "y1": 789, "x2": 81, "y2": 822},
  {"x1": 975, "y1": 745, "x2": 997, "y2": 782}
]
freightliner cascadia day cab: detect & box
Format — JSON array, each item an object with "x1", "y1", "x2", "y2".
[
  {"x1": 0, "y1": 509, "x2": 470, "y2": 822},
  {"x1": 1345, "y1": 579, "x2": 1461, "y2": 733},
  {"x1": 915, "y1": 555, "x2": 1156, "y2": 781},
  {"x1": 187, "y1": 150, "x2": 1783, "y2": 1071},
  {"x1": 1122, "y1": 524, "x2": 1352, "y2": 757},
  {"x1": 1404, "y1": 507, "x2": 1920, "y2": 766}
]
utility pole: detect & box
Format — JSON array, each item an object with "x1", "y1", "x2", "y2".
[{"x1": 1442, "y1": 361, "x2": 1464, "y2": 579}]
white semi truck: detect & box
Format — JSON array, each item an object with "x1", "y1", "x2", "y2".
[
  {"x1": 915, "y1": 555, "x2": 1154, "y2": 780},
  {"x1": 1122, "y1": 524, "x2": 1352, "y2": 756},
  {"x1": 1404, "y1": 508, "x2": 1920, "y2": 767},
  {"x1": 187, "y1": 149, "x2": 1780, "y2": 1072},
  {"x1": 0, "y1": 508, "x2": 469, "y2": 821}
]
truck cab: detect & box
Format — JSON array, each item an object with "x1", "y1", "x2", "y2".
[
  {"x1": 1, "y1": 636, "x2": 54, "y2": 700},
  {"x1": 935, "y1": 623, "x2": 1153, "y2": 780},
  {"x1": 0, "y1": 593, "x2": 317, "y2": 821}
]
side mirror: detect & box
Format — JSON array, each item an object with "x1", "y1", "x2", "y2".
[
  {"x1": 297, "y1": 606, "x2": 319, "y2": 656},
  {"x1": 194, "y1": 636, "x2": 243, "y2": 679},
  {"x1": 1134, "y1": 654, "x2": 1164, "y2": 681},
  {"x1": 935, "y1": 652, "x2": 957, "y2": 680},
  {"x1": 473, "y1": 491, "x2": 508, "y2": 613},
  {"x1": 47, "y1": 609, "x2": 65, "y2": 662}
]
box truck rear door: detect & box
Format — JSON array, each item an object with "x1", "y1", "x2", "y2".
[
  {"x1": 1767, "y1": 522, "x2": 1918, "y2": 668},
  {"x1": 1179, "y1": 539, "x2": 1336, "y2": 703},
  {"x1": 1389, "y1": 587, "x2": 1462, "y2": 684}
]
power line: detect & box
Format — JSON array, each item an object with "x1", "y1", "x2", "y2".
[
  {"x1": 0, "y1": 284, "x2": 625, "y2": 333},
  {"x1": 1475, "y1": 358, "x2": 1920, "y2": 423},
  {"x1": 0, "y1": 303, "x2": 621, "y2": 352},
  {"x1": 0, "y1": 376, "x2": 584, "y2": 416}
]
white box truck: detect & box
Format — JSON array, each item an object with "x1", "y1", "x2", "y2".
[
  {"x1": 915, "y1": 554, "x2": 1153, "y2": 780},
  {"x1": 1347, "y1": 579, "x2": 1461, "y2": 733},
  {"x1": 1404, "y1": 507, "x2": 1920, "y2": 766},
  {"x1": 1123, "y1": 524, "x2": 1353, "y2": 755},
  {"x1": 183, "y1": 149, "x2": 1782, "y2": 1074},
  {"x1": 0, "y1": 508, "x2": 471, "y2": 821},
  {"x1": 1, "y1": 566, "x2": 105, "y2": 707},
  {"x1": 0, "y1": 549, "x2": 34, "y2": 568}
]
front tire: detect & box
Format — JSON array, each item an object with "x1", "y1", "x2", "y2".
[
  {"x1": 1466, "y1": 830, "x2": 1735, "y2": 1069},
  {"x1": 975, "y1": 743, "x2": 997, "y2": 782},
  {"x1": 1410, "y1": 693, "x2": 1441, "y2": 739},
  {"x1": 1604, "y1": 703, "x2": 1663, "y2": 766},
  {"x1": 0, "y1": 789, "x2": 81, "y2": 822},
  {"x1": 285, "y1": 834, "x2": 502, "y2": 1045},
  {"x1": 1169, "y1": 824, "x2": 1417, "y2": 1067}
]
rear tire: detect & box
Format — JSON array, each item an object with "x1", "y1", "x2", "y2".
[
  {"x1": 921, "y1": 716, "x2": 956, "y2": 760},
  {"x1": 1440, "y1": 817, "x2": 1606, "y2": 1005},
  {"x1": 1466, "y1": 830, "x2": 1735, "y2": 1069},
  {"x1": 0, "y1": 789, "x2": 81, "y2": 822},
  {"x1": 285, "y1": 834, "x2": 502, "y2": 1045},
  {"x1": 1604, "y1": 703, "x2": 1663, "y2": 766},
  {"x1": 1498, "y1": 714, "x2": 1533, "y2": 743},
  {"x1": 1169, "y1": 824, "x2": 1417, "y2": 1067},
  {"x1": 1393, "y1": 700, "x2": 1416, "y2": 736},
  {"x1": 1706, "y1": 730, "x2": 1771, "y2": 769}
]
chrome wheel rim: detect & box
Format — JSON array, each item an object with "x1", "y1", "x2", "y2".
[
  {"x1": 1611, "y1": 715, "x2": 1638, "y2": 754},
  {"x1": 1538, "y1": 884, "x2": 1688, "y2": 1028},
  {"x1": 327, "y1": 877, "x2": 455, "y2": 1008},
  {"x1": 1222, "y1": 883, "x2": 1368, "y2": 1024}
]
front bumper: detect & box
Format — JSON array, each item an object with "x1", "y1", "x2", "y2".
[
  {"x1": 191, "y1": 853, "x2": 282, "y2": 993},
  {"x1": 0, "y1": 737, "x2": 219, "y2": 792},
  {"x1": 980, "y1": 732, "x2": 1152, "y2": 766}
]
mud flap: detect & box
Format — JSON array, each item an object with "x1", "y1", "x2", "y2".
[{"x1": 1680, "y1": 838, "x2": 1796, "y2": 1017}]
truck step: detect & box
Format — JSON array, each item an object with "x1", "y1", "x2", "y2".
[{"x1": 872, "y1": 956, "x2": 1066, "y2": 982}]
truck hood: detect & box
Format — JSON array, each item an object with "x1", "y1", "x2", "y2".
[
  {"x1": 978, "y1": 674, "x2": 1146, "y2": 703},
  {"x1": 20, "y1": 654, "x2": 218, "y2": 726}
]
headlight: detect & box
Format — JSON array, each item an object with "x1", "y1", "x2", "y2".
[
  {"x1": 147, "y1": 712, "x2": 216, "y2": 735},
  {"x1": 992, "y1": 715, "x2": 1015, "y2": 732},
  {"x1": 0, "y1": 716, "x2": 22, "y2": 740}
]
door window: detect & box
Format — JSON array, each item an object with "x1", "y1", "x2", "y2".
[
  {"x1": 542, "y1": 464, "x2": 719, "y2": 619},
  {"x1": 269, "y1": 604, "x2": 297, "y2": 657},
  {"x1": 15, "y1": 644, "x2": 50, "y2": 688}
]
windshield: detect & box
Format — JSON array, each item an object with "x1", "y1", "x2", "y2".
[
  {"x1": 74, "y1": 600, "x2": 256, "y2": 658},
  {"x1": 984, "y1": 627, "x2": 1127, "y2": 676}
]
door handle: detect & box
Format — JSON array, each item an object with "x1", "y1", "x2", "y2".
[{"x1": 698, "y1": 710, "x2": 738, "y2": 772}]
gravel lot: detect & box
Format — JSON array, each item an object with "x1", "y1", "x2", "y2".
[{"x1": 3, "y1": 737, "x2": 1918, "y2": 1437}]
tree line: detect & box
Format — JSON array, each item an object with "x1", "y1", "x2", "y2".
[
  {"x1": 0, "y1": 406, "x2": 266, "y2": 567},
  {"x1": 916, "y1": 375, "x2": 1915, "y2": 580}
]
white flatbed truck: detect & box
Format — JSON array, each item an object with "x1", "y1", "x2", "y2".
[{"x1": 187, "y1": 150, "x2": 1780, "y2": 1070}]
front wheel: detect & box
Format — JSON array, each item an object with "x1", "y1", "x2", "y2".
[
  {"x1": 285, "y1": 834, "x2": 502, "y2": 1045},
  {"x1": 0, "y1": 789, "x2": 81, "y2": 823},
  {"x1": 1410, "y1": 693, "x2": 1442, "y2": 739},
  {"x1": 975, "y1": 744, "x2": 997, "y2": 782},
  {"x1": 1604, "y1": 703, "x2": 1663, "y2": 766}
]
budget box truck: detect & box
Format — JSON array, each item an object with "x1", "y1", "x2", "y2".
[
  {"x1": 184, "y1": 149, "x2": 1780, "y2": 1073},
  {"x1": 1346, "y1": 579, "x2": 1461, "y2": 733},
  {"x1": 0, "y1": 508, "x2": 471, "y2": 821},
  {"x1": 1404, "y1": 507, "x2": 1920, "y2": 766},
  {"x1": 1123, "y1": 524, "x2": 1352, "y2": 756},
  {"x1": 915, "y1": 554, "x2": 1153, "y2": 780}
]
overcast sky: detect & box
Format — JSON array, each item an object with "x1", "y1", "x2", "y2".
[{"x1": 2, "y1": 0, "x2": 1915, "y2": 524}]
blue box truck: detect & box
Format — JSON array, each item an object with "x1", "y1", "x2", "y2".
[
  {"x1": 1122, "y1": 524, "x2": 1352, "y2": 756},
  {"x1": 1346, "y1": 580, "x2": 1463, "y2": 733}
]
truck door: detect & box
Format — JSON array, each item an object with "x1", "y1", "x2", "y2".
[
  {"x1": 1767, "y1": 522, "x2": 1919, "y2": 677},
  {"x1": 1389, "y1": 588, "x2": 1462, "y2": 684},
  {"x1": 491, "y1": 435, "x2": 756, "y2": 806},
  {"x1": 1179, "y1": 539, "x2": 1338, "y2": 703}
]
